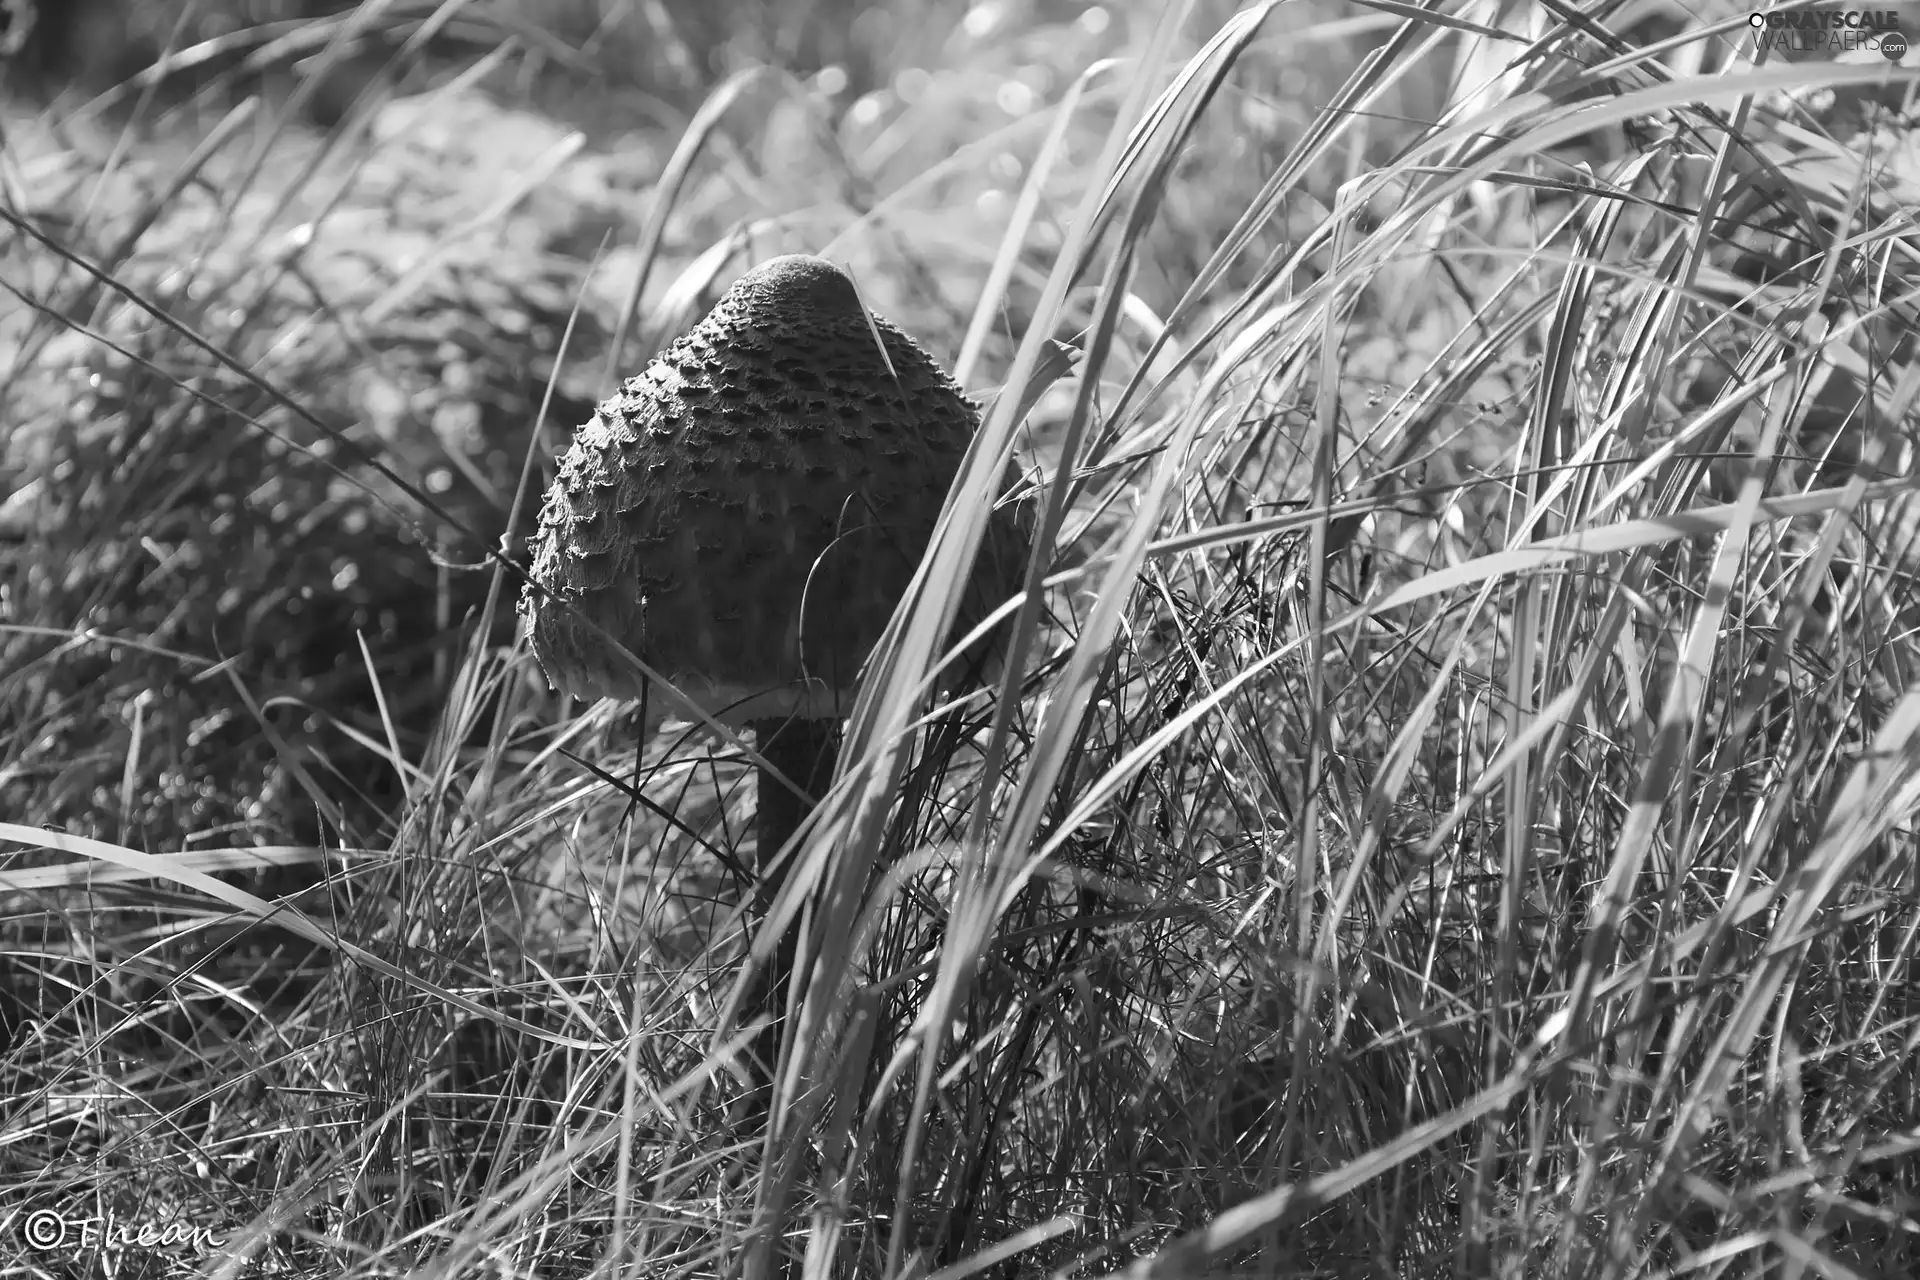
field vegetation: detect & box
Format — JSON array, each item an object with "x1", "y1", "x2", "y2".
[{"x1": 2, "y1": 0, "x2": 1918, "y2": 1276}]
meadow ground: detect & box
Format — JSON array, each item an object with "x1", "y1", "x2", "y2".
[{"x1": 2, "y1": 1, "x2": 1919, "y2": 1276}]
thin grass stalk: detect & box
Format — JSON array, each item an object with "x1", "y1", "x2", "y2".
[
  {"x1": 1277, "y1": 174, "x2": 1355, "y2": 1189},
  {"x1": 600, "y1": 65, "x2": 773, "y2": 388}
]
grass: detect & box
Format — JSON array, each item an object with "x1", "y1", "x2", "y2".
[{"x1": 3, "y1": 0, "x2": 1920, "y2": 1276}]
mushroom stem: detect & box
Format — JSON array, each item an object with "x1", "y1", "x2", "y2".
[{"x1": 745, "y1": 714, "x2": 840, "y2": 1108}]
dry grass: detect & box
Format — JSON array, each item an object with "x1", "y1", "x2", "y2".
[{"x1": 3, "y1": 1, "x2": 1920, "y2": 1277}]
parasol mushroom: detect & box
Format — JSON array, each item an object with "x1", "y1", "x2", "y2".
[{"x1": 520, "y1": 253, "x2": 1028, "y2": 1090}]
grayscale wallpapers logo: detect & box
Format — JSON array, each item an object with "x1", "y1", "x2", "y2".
[{"x1": 1748, "y1": 8, "x2": 1908, "y2": 60}]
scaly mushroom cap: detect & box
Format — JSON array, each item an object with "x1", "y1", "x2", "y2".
[{"x1": 521, "y1": 254, "x2": 1027, "y2": 723}]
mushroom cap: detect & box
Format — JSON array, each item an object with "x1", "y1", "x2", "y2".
[{"x1": 521, "y1": 255, "x2": 1028, "y2": 725}]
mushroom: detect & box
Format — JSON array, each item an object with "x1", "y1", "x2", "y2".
[{"x1": 520, "y1": 254, "x2": 1029, "y2": 1086}]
